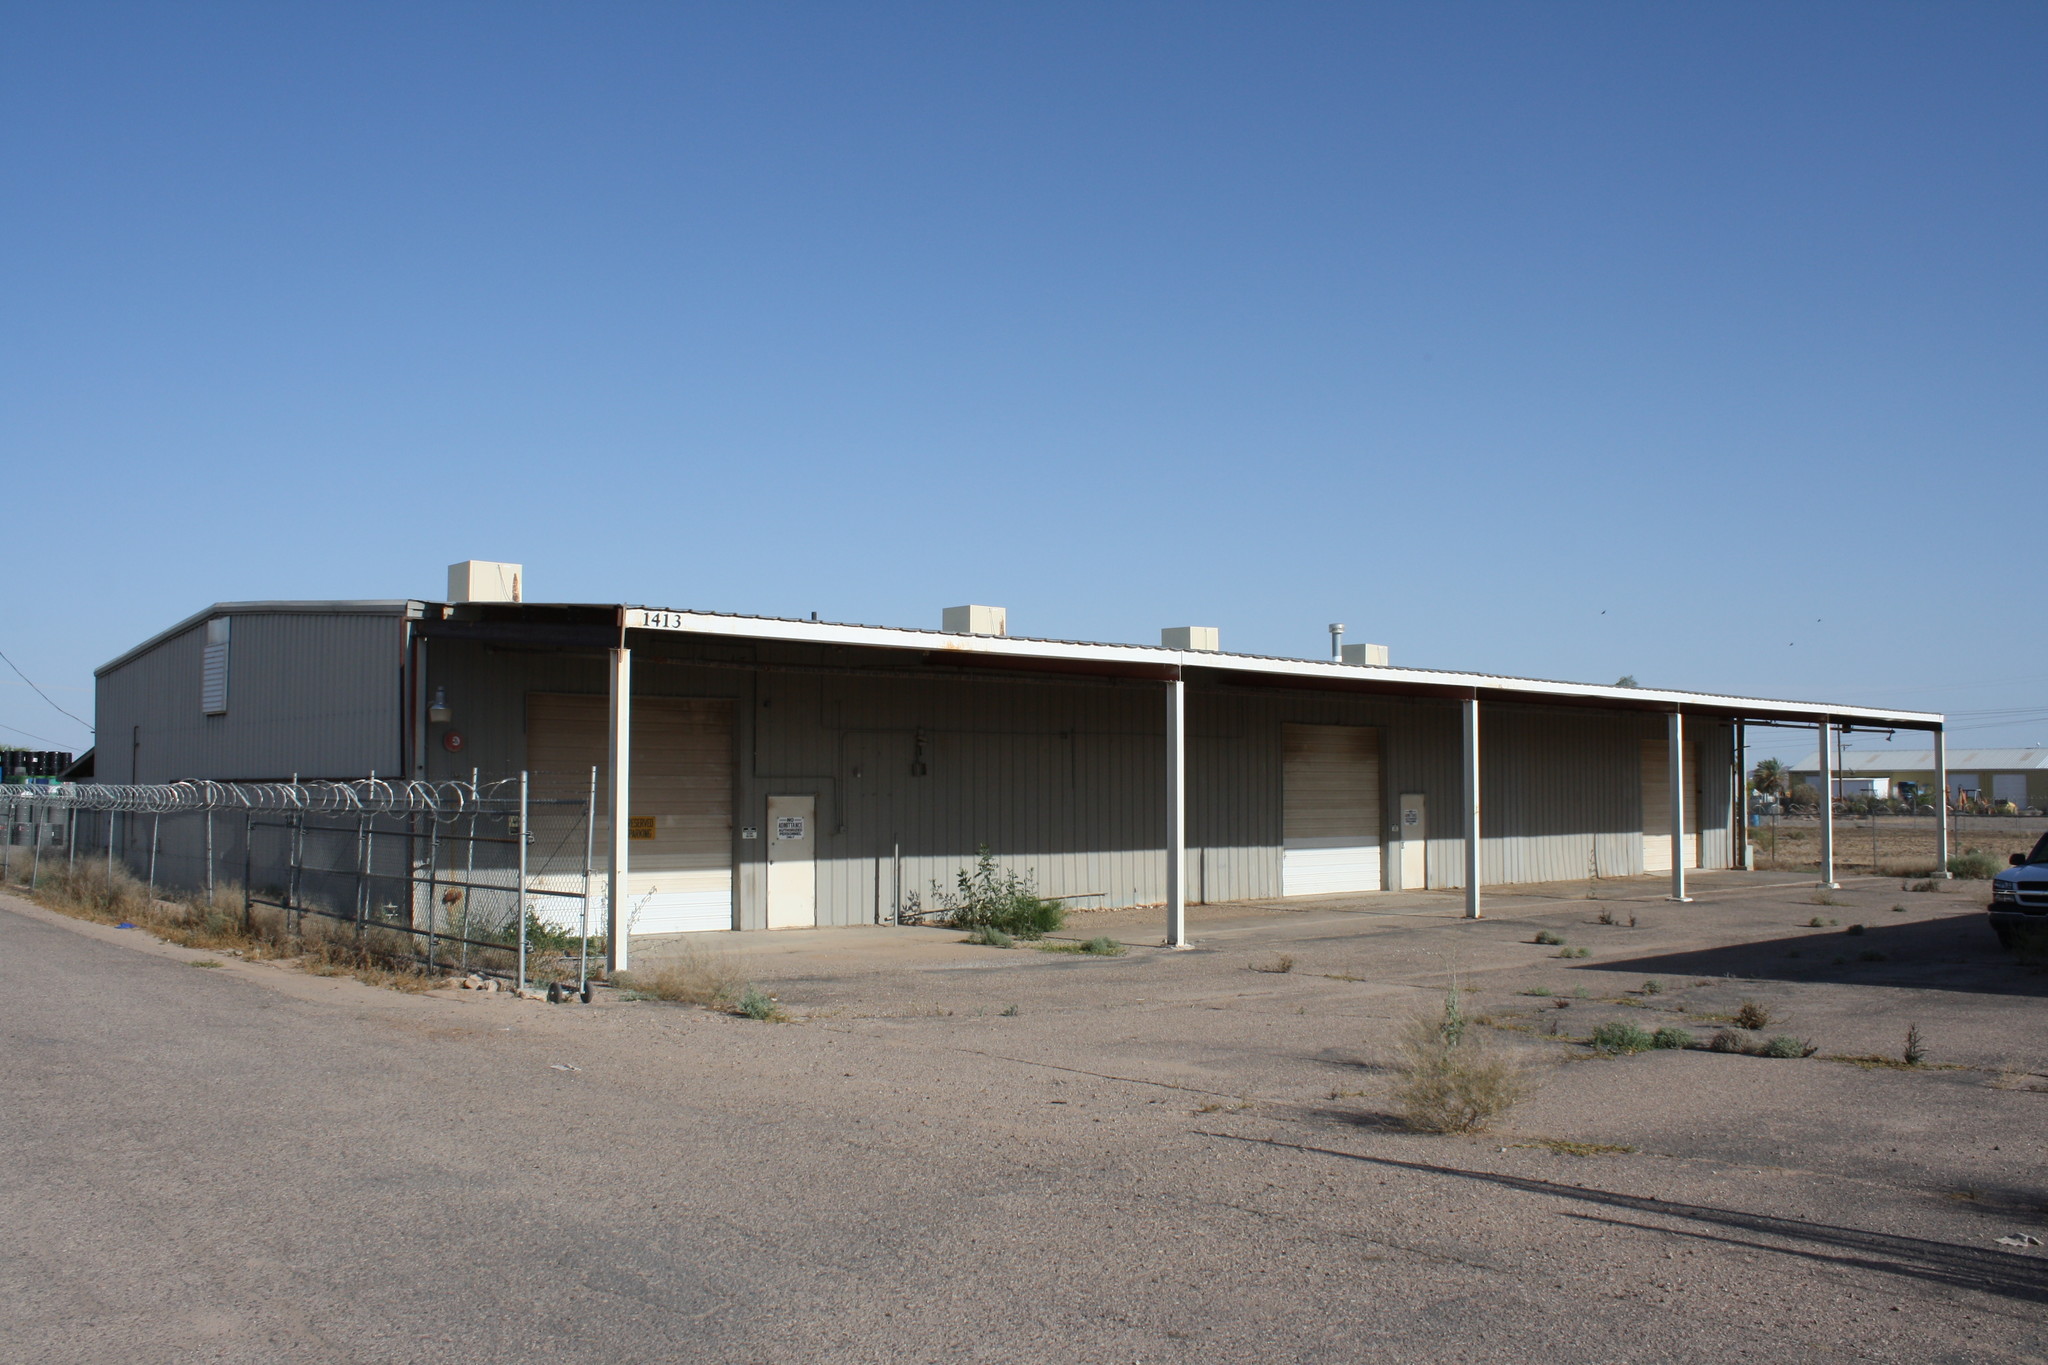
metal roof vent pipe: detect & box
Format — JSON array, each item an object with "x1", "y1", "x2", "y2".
[
  {"x1": 1328, "y1": 623, "x2": 1345, "y2": 660},
  {"x1": 448, "y1": 561, "x2": 523, "y2": 603},
  {"x1": 1161, "y1": 627, "x2": 1220, "y2": 652},
  {"x1": 1342, "y1": 643, "x2": 1391, "y2": 667},
  {"x1": 942, "y1": 605, "x2": 1007, "y2": 637}
]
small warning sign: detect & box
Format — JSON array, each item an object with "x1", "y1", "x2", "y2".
[
  {"x1": 775, "y1": 816, "x2": 807, "y2": 840},
  {"x1": 629, "y1": 816, "x2": 657, "y2": 841}
]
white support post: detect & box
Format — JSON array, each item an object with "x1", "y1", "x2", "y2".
[
  {"x1": 1462, "y1": 696, "x2": 1481, "y2": 919},
  {"x1": 1667, "y1": 710, "x2": 1692, "y2": 902},
  {"x1": 606, "y1": 645, "x2": 632, "y2": 973},
  {"x1": 1165, "y1": 675, "x2": 1188, "y2": 948},
  {"x1": 1934, "y1": 725, "x2": 1950, "y2": 878},
  {"x1": 1817, "y1": 719, "x2": 1837, "y2": 889}
]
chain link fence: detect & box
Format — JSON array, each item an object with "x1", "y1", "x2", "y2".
[{"x1": 0, "y1": 774, "x2": 601, "y2": 993}]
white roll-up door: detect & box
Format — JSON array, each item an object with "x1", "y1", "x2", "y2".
[
  {"x1": 527, "y1": 693, "x2": 734, "y2": 933},
  {"x1": 1282, "y1": 723, "x2": 1382, "y2": 896},
  {"x1": 1641, "y1": 740, "x2": 1700, "y2": 874}
]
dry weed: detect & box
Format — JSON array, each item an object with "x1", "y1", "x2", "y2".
[
  {"x1": 617, "y1": 941, "x2": 750, "y2": 1006},
  {"x1": 1389, "y1": 997, "x2": 1539, "y2": 1134}
]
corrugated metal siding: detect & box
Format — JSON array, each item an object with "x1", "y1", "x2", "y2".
[
  {"x1": 421, "y1": 636, "x2": 1735, "y2": 928},
  {"x1": 96, "y1": 611, "x2": 408, "y2": 782}
]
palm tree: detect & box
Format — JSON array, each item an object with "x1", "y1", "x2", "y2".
[{"x1": 1751, "y1": 758, "x2": 1789, "y2": 797}]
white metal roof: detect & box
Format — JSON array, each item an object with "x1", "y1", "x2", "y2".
[
  {"x1": 622, "y1": 606, "x2": 1946, "y2": 728},
  {"x1": 94, "y1": 596, "x2": 1947, "y2": 728},
  {"x1": 1788, "y1": 748, "x2": 2047, "y2": 773}
]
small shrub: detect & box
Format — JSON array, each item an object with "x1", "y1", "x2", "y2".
[
  {"x1": 1253, "y1": 954, "x2": 1295, "y2": 973},
  {"x1": 736, "y1": 986, "x2": 782, "y2": 1021},
  {"x1": 1595, "y1": 909, "x2": 1618, "y2": 926},
  {"x1": 1572, "y1": 986, "x2": 1590, "y2": 999},
  {"x1": 1733, "y1": 999, "x2": 1774, "y2": 1030},
  {"x1": 1907, "y1": 879, "x2": 1939, "y2": 893},
  {"x1": 1810, "y1": 892, "x2": 1840, "y2": 907},
  {"x1": 1807, "y1": 916, "x2": 1827, "y2": 928},
  {"x1": 1522, "y1": 985, "x2": 1553, "y2": 997},
  {"x1": 963, "y1": 926, "x2": 1015, "y2": 948},
  {"x1": 1948, "y1": 850, "x2": 2000, "y2": 880},
  {"x1": 1590, "y1": 1020, "x2": 1656, "y2": 1054},
  {"x1": 1079, "y1": 935, "x2": 1126, "y2": 956},
  {"x1": 1641, "y1": 979, "x2": 1663, "y2": 995},
  {"x1": 1761, "y1": 1034, "x2": 1813, "y2": 1059},
  {"x1": 1891, "y1": 904, "x2": 1907, "y2": 913},
  {"x1": 1845, "y1": 923, "x2": 1866, "y2": 936},
  {"x1": 1390, "y1": 995, "x2": 1536, "y2": 1134},
  {"x1": 1533, "y1": 930, "x2": 1565, "y2": 946},
  {"x1": 1709, "y1": 1028, "x2": 1749, "y2": 1052},
  {"x1": 1650, "y1": 1026, "x2": 1691, "y2": 1050},
  {"x1": 999, "y1": 1003, "x2": 1020, "y2": 1017},
  {"x1": 1903, "y1": 1023, "x2": 1925, "y2": 1067},
  {"x1": 1556, "y1": 946, "x2": 1591, "y2": 959},
  {"x1": 936, "y1": 846, "x2": 1067, "y2": 939}
]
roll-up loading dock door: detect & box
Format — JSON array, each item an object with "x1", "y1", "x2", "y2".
[
  {"x1": 1640, "y1": 739, "x2": 1700, "y2": 873},
  {"x1": 527, "y1": 693, "x2": 734, "y2": 933},
  {"x1": 1282, "y1": 723, "x2": 1382, "y2": 895}
]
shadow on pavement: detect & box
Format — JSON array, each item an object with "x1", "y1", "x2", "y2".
[
  {"x1": 1208, "y1": 1134, "x2": 2048, "y2": 1307},
  {"x1": 1589, "y1": 914, "x2": 2048, "y2": 998}
]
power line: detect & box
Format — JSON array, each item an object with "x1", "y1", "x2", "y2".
[
  {"x1": 0, "y1": 718, "x2": 63, "y2": 746},
  {"x1": 0, "y1": 647, "x2": 92, "y2": 734}
]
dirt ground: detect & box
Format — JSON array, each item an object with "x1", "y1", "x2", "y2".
[
  {"x1": 7, "y1": 870, "x2": 2047, "y2": 1363},
  {"x1": 1745, "y1": 816, "x2": 2044, "y2": 876}
]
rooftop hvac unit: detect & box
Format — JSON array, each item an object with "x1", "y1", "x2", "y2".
[
  {"x1": 1341, "y1": 643, "x2": 1390, "y2": 667},
  {"x1": 448, "y1": 560, "x2": 523, "y2": 603},
  {"x1": 942, "y1": 604, "x2": 1007, "y2": 637},
  {"x1": 1161, "y1": 626, "x2": 1220, "y2": 652}
]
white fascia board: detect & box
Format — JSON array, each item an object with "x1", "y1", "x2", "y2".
[{"x1": 622, "y1": 608, "x2": 1944, "y2": 729}]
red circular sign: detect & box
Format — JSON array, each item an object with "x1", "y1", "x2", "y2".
[{"x1": 442, "y1": 730, "x2": 465, "y2": 753}]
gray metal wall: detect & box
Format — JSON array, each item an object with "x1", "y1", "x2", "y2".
[
  {"x1": 96, "y1": 610, "x2": 409, "y2": 782},
  {"x1": 421, "y1": 635, "x2": 1735, "y2": 930}
]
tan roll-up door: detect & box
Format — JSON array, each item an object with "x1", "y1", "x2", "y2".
[
  {"x1": 1282, "y1": 723, "x2": 1382, "y2": 895},
  {"x1": 527, "y1": 693, "x2": 733, "y2": 933},
  {"x1": 1641, "y1": 740, "x2": 1700, "y2": 873}
]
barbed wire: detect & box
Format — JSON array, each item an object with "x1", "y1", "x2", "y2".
[{"x1": 0, "y1": 777, "x2": 545, "y2": 817}]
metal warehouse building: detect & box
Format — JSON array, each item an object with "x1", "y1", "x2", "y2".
[{"x1": 93, "y1": 562, "x2": 1946, "y2": 969}]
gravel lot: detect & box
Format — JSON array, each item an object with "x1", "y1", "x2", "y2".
[{"x1": 4, "y1": 870, "x2": 2045, "y2": 1363}]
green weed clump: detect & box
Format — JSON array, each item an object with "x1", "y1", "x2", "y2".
[
  {"x1": 1533, "y1": 930, "x2": 1565, "y2": 946},
  {"x1": 1589, "y1": 1020, "x2": 1656, "y2": 1054},
  {"x1": 1640, "y1": 979, "x2": 1663, "y2": 995},
  {"x1": 1761, "y1": 1035, "x2": 1814, "y2": 1059},
  {"x1": 1079, "y1": 935, "x2": 1125, "y2": 956},
  {"x1": 935, "y1": 846, "x2": 1066, "y2": 939},
  {"x1": 1556, "y1": 946, "x2": 1591, "y2": 959},
  {"x1": 1522, "y1": 986, "x2": 1553, "y2": 997},
  {"x1": 736, "y1": 986, "x2": 783, "y2": 1021},
  {"x1": 1948, "y1": 850, "x2": 2001, "y2": 880},
  {"x1": 1390, "y1": 993, "x2": 1536, "y2": 1134},
  {"x1": 1650, "y1": 1026, "x2": 1692, "y2": 1050},
  {"x1": 963, "y1": 925, "x2": 1015, "y2": 948}
]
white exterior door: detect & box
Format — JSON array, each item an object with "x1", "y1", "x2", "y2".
[
  {"x1": 1397, "y1": 793, "x2": 1427, "y2": 890},
  {"x1": 1282, "y1": 724, "x2": 1382, "y2": 896},
  {"x1": 766, "y1": 794, "x2": 817, "y2": 928}
]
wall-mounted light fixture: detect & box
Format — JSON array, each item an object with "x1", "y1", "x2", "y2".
[{"x1": 429, "y1": 687, "x2": 453, "y2": 724}]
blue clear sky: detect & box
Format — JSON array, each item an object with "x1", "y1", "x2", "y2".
[{"x1": 4, "y1": 2, "x2": 2043, "y2": 763}]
